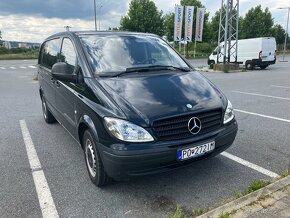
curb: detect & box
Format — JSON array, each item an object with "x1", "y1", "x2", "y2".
[
  {"x1": 197, "y1": 175, "x2": 290, "y2": 218},
  {"x1": 196, "y1": 67, "x2": 245, "y2": 73}
]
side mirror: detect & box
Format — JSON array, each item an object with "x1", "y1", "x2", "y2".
[
  {"x1": 51, "y1": 62, "x2": 77, "y2": 83},
  {"x1": 213, "y1": 51, "x2": 217, "y2": 55}
]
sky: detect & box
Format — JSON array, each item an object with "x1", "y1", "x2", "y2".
[{"x1": 0, "y1": 0, "x2": 289, "y2": 43}]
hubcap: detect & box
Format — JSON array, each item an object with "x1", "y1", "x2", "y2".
[
  {"x1": 42, "y1": 99, "x2": 47, "y2": 120},
  {"x1": 85, "y1": 139, "x2": 97, "y2": 177}
]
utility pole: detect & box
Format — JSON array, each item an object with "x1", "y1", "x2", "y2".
[
  {"x1": 98, "y1": 5, "x2": 103, "y2": 31},
  {"x1": 64, "y1": 26, "x2": 72, "y2": 31},
  {"x1": 217, "y1": 0, "x2": 239, "y2": 64},
  {"x1": 94, "y1": 0, "x2": 97, "y2": 31},
  {"x1": 278, "y1": 7, "x2": 290, "y2": 62}
]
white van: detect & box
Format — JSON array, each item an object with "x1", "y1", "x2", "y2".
[{"x1": 208, "y1": 37, "x2": 277, "y2": 69}]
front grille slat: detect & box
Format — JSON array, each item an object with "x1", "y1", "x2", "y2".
[
  {"x1": 153, "y1": 110, "x2": 222, "y2": 141},
  {"x1": 201, "y1": 116, "x2": 221, "y2": 124},
  {"x1": 202, "y1": 120, "x2": 221, "y2": 129},
  {"x1": 155, "y1": 128, "x2": 191, "y2": 137},
  {"x1": 154, "y1": 122, "x2": 188, "y2": 132}
]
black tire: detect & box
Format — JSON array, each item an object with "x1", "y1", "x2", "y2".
[
  {"x1": 209, "y1": 60, "x2": 215, "y2": 65},
  {"x1": 245, "y1": 61, "x2": 253, "y2": 70},
  {"x1": 260, "y1": 65, "x2": 268, "y2": 70},
  {"x1": 41, "y1": 96, "x2": 56, "y2": 124},
  {"x1": 83, "y1": 130, "x2": 111, "y2": 187}
]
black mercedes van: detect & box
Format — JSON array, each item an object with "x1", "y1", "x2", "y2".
[{"x1": 38, "y1": 31, "x2": 238, "y2": 186}]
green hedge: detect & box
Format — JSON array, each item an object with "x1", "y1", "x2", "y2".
[
  {"x1": 0, "y1": 47, "x2": 39, "y2": 55},
  {"x1": 173, "y1": 42, "x2": 217, "y2": 58},
  {"x1": 0, "y1": 52, "x2": 38, "y2": 60},
  {"x1": 0, "y1": 47, "x2": 39, "y2": 59}
]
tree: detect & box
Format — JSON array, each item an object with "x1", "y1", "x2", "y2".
[
  {"x1": 0, "y1": 30, "x2": 2, "y2": 46},
  {"x1": 270, "y1": 24, "x2": 286, "y2": 45},
  {"x1": 207, "y1": 9, "x2": 244, "y2": 42},
  {"x1": 241, "y1": 5, "x2": 273, "y2": 38},
  {"x1": 163, "y1": 13, "x2": 174, "y2": 41},
  {"x1": 207, "y1": 10, "x2": 220, "y2": 43},
  {"x1": 120, "y1": 0, "x2": 164, "y2": 36},
  {"x1": 108, "y1": 27, "x2": 119, "y2": 31}
]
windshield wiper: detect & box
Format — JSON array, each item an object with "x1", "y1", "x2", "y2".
[
  {"x1": 111, "y1": 65, "x2": 191, "y2": 77},
  {"x1": 152, "y1": 65, "x2": 191, "y2": 72}
]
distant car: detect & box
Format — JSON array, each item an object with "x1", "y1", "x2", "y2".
[
  {"x1": 208, "y1": 37, "x2": 277, "y2": 70},
  {"x1": 38, "y1": 31, "x2": 238, "y2": 186}
]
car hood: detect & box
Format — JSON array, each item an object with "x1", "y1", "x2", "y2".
[{"x1": 98, "y1": 71, "x2": 224, "y2": 126}]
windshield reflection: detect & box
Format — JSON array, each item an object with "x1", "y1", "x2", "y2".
[{"x1": 80, "y1": 34, "x2": 188, "y2": 75}]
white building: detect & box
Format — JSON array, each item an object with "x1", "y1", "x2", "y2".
[
  {"x1": 18, "y1": 42, "x2": 28, "y2": 48},
  {"x1": 3, "y1": 41, "x2": 11, "y2": 49}
]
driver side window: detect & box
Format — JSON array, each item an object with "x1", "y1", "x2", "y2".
[{"x1": 60, "y1": 38, "x2": 77, "y2": 74}]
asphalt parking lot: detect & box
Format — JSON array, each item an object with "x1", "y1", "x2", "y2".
[{"x1": 0, "y1": 58, "x2": 289, "y2": 217}]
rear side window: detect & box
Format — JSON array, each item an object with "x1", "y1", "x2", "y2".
[
  {"x1": 40, "y1": 38, "x2": 60, "y2": 69},
  {"x1": 60, "y1": 38, "x2": 77, "y2": 74}
]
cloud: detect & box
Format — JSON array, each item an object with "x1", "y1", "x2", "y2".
[
  {"x1": 0, "y1": 0, "x2": 129, "y2": 20},
  {"x1": 153, "y1": 0, "x2": 179, "y2": 13},
  {"x1": 0, "y1": 14, "x2": 94, "y2": 42},
  {"x1": 0, "y1": 0, "x2": 288, "y2": 43}
]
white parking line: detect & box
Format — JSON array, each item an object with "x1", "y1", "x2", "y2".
[
  {"x1": 19, "y1": 120, "x2": 59, "y2": 218},
  {"x1": 29, "y1": 66, "x2": 37, "y2": 69},
  {"x1": 271, "y1": 85, "x2": 290, "y2": 89},
  {"x1": 20, "y1": 66, "x2": 27, "y2": 69},
  {"x1": 0, "y1": 67, "x2": 5, "y2": 70},
  {"x1": 235, "y1": 109, "x2": 290, "y2": 123},
  {"x1": 10, "y1": 66, "x2": 16, "y2": 69},
  {"x1": 232, "y1": 90, "x2": 290, "y2": 101},
  {"x1": 221, "y1": 152, "x2": 280, "y2": 178}
]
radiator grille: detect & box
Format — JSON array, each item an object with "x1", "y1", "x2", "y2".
[{"x1": 152, "y1": 110, "x2": 222, "y2": 141}]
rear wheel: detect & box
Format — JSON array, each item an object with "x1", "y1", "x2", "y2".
[
  {"x1": 245, "y1": 61, "x2": 253, "y2": 70},
  {"x1": 41, "y1": 96, "x2": 56, "y2": 124},
  {"x1": 83, "y1": 130, "x2": 111, "y2": 187},
  {"x1": 260, "y1": 65, "x2": 268, "y2": 70}
]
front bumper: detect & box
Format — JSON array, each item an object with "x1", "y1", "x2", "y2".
[{"x1": 99, "y1": 120, "x2": 238, "y2": 181}]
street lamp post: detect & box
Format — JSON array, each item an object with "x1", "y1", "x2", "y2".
[
  {"x1": 98, "y1": 5, "x2": 103, "y2": 31},
  {"x1": 64, "y1": 26, "x2": 71, "y2": 31},
  {"x1": 278, "y1": 7, "x2": 290, "y2": 62},
  {"x1": 94, "y1": 0, "x2": 97, "y2": 31}
]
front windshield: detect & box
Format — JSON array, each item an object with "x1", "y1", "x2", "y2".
[{"x1": 80, "y1": 34, "x2": 189, "y2": 75}]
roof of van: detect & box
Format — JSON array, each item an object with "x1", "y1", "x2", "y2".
[{"x1": 44, "y1": 31, "x2": 158, "y2": 41}]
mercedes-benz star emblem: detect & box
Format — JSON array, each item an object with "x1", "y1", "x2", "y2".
[
  {"x1": 188, "y1": 117, "x2": 202, "y2": 134},
  {"x1": 186, "y1": 104, "x2": 193, "y2": 109}
]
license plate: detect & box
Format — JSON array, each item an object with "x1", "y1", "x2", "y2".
[{"x1": 178, "y1": 141, "x2": 215, "y2": 161}]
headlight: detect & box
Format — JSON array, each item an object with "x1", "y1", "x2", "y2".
[
  {"x1": 223, "y1": 100, "x2": 235, "y2": 124},
  {"x1": 104, "y1": 117, "x2": 154, "y2": 142}
]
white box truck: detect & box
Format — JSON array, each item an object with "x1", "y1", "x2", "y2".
[{"x1": 208, "y1": 37, "x2": 277, "y2": 69}]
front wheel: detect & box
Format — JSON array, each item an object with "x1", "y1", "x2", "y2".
[
  {"x1": 83, "y1": 130, "x2": 111, "y2": 187},
  {"x1": 209, "y1": 60, "x2": 215, "y2": 65}
]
